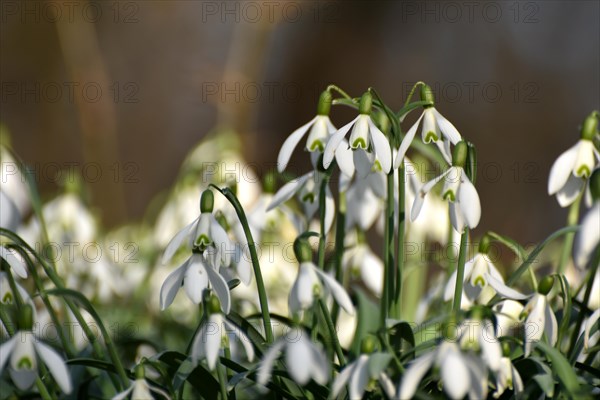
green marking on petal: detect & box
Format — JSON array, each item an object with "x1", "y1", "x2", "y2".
[
  {"x1": 473, "y1": 276, "x2": 486, "y2": 288},
  {"x1": 308, "y1": 140, "x2": 324, "y2": 152},
  {"x1": 313, "y1": 284, "x2": 322, "y2": 297},
  {"x1": 351, "y1": 138, "x2": 368, "y2": 149},
  {"x1": 424, "y1": 131, "x2": 438, "y2": 143},
  {"x1": 2, "y1": 292, "x2": 13, "y2": 304},
  {"x1": 302, "y1": 193, "x2": 315, "y2": 203},
  {"x1": 17, "y1": 357, "x2": 33, "y2": 370},
  {"x1": 576, "y1": 165, "x2": 591, "y2": 178},
  {"x1": 443, "y1": 190, "x2": 456, "y2": 202},
  {"x1": 194, "y1": 234, "x2": 212, "y2": 248},
  {"x1": 372, "y1": 160, "x2": 382, "y2": 172}
]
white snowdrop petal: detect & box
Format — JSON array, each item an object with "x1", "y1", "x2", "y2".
[
  {"x1": 486, "y1": 273, "x2": 529, "y2": 300},
  {"x1": 331, "y1": 361, "x2": 354, "y2": 398},
  {"x1": 267, "y1": 172, "x2": 312, "y2": 211},
  {"x1": 433, "y1": 108, "x2": 462, "y2": 144},
  {"x1": 161, "y1": 218, "x2": 197, "y2": 264},
  {"x1": 35, "y1": 341, "x2": 72, "y2": 394},
  {"x1": 395, "y1": 113, "x2": 424, "y2": 169},
  {"x1": 349, "y1": 355, "x2": 370, "y2": 400},
  {"x1": 277, "y1": 116, "x2": 318, "y2": 172},
  {"x1": 368, "y1": 118, "x2": 392, "y2": 173},
  {"x1": 205, "y1": 314, "x2": 223, "y2": 370},
  {"x1": 286, "y1": 336, "x2": 312, "y2": 385},
  {"x1": 257, "y1": 340, "x2": 285, "y2": 386},
  {"x1": 0, "y1": 246, "x2": 28, "y2": 279},
  {"x1": 334, "y1": 139, "x2": 356, "y2": 178},
  {"x1": 440, "y1": 350, "x2": 470, "y2": 400},
  {"x1": 159, "y1": 262, "x2": 188, "y2": 310},
  {"x1": 584, "y1": 308, "x2": 600, "y2": 350},
  {"x1": 324, "y1": 117, "x2": 358, "y2": 168},
  {"x1": 458, "y1": 174, "x2": 481, "y2": 229},
  {"x1": 204, "y1": 261, "x2": 231, "y2": 314},
  {"x1": 314, "y1": 267, "x2": 355, "y2": 315},
  {"x1": 548, "y1": 143, "x2": 579, "y2": 195},
  {"x1": 556, "y1": 174, "x2": 585, "y2": 207},
  {"x1": 0, "y1": 335, "x2": 18, "y2": 372},
  {"x1": 209, "y1": 215, "x2": 234, "y2": 266},
  {"x1": 183, "y1": 260, "x2": 209, "y2": 304},
  {"x1": 398, "y1": 351, "x2": 435, "y2": 399}
]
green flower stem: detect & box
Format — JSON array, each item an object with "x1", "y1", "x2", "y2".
[
  {"x1": 318, "y1": 298, "x2": 345, "y2": 365},
  {"x1": 0, "y1": 229, "x2": 126, "y2": 390},
  {"x1": 381, "y1": 172, "x2": 396, "y2": 326},
  {"x1": 210, "y1": 186, "x2": 274, "y2": 344},
  {"x1": 557, "y1": 194, "x2": 582, "y2": 274},
  {"x1": 35, "y1": 378, "x2": 54, "y2": 400},
  {"x1": 568, "y1": 243, "x2": 600, "y2": 357},
  {"x1": 403, "y1": 81, "x2": 427, "y2": 108},
  {"x1": 326, "y1": 84, "x2": 353, "y2": 101},
  {"x1": 313, "y1": 167, "x2": 346, "y2": 366},
  {"x1": 217, "y1": 359, "x2": 228, "y2": 400},
  {"x1": 3, "y1": 262, "x2": 24, "y2": 307},
  {"x1": 12, "y1": 248, "x2": 77, "y2": 357},
  {"x1": 391, "y1": 164, "x2": 405, "y2": 320},
  {"x1": 452, "y1": 230, "x2": 470, "y2": 313},
  {"x1": 0, "y1": 305, "x2": 14, "y2": 334},
  {"x1": 330, "y1": 192, "x2": 346, "y2": 326}
]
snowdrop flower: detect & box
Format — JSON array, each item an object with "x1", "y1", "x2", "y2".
[
  {"x1": 332, "y1": 336, "x2": 395, "y2": 399},
  {"x1": 458, "y1": 316, "x2": 503, "y2": 373},
  {"x1": 113, "y1": 365, "x2": 169, "y2": 400},
  {"x1": 277, "y1": 90, "x2": 338, "y2": 172},
  {"x1": 323, "y1": 92, "x2": 392, "y2": 174},
  {"x1": 257, "y1": 328, "x2": 329, "y2": 386},
  {"x1": 574, "y1": 169, "x2": 600, "y2": 269},
  {"x1": 190, "y1": 295, "x2": 254, "y2": 371},
  {"x1": 345, "y1": 149, "x2": 386, "y2": 231},
  {"x1": 0, "y1": 272, "x2": 30, "y2": 305},
  {"x1": 493, "y1": 299, "x2": 524, "y2": 338},
  {"x1": 0, "y1": 245, "x2": 28, "y2": 279},
  {"x1": 0, "y1": 306, "x2": 72, "y2": 394},
  {"x1": 488, "y1": 275, "x2": 557, "y2": 356},
  {"x1": 398, "y1": 335, "x2": 486, "y2": 399},
  {"x1": 159, "y1": 251, "x2": 231, "y2": 313},
  {"x1": 162, "y1": 189, "x2": 234, "y2": 268},
  {"x1": 493, "y1": 356, "x2": 524, "y2": 398},
  {"x1": 411, "y1": 141, "x2": 481, "y2": 232},
  {"x1": 343, "y1": 235, "x2": 383, "y2": 296},
  {"x1": 394, "y1": 84, "x2": 461, "y2": 167},
  {"x1": 267, "y1": 171, "x2": 336, "y2": 234},
  {"x1": 548, "y1": 112, "x2": 599, "y2": 207},
  {"x1": 288, "y1": 238, "x2": 355, "y2": 316},
  {"x1": 444, "y1": 236, "x2": 504, "y2": 305}
]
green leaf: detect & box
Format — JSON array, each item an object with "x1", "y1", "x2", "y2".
[
  {"x1": 506, "y1": 226, "x2": 580, "y2": 286},
  {"x1": 350, "y1": 289, "x2": 380, "y2": 356},
  {"x1": 226, "y1": 311, "x2": 266, "y2": 355},
  {"x1": 555, "y1": 274, "x2": 572, "y2": 346},
  {"x1": 465, "y1": 141, "x2": 477, "y2": 184},
  {"x1": 515, "y1": 357, "x2": 555, "y2": 397},
  {"x1": 535, "y1": 341, "x2": 581, "y2": 395},
  {"x1": 388, "y1": 320, "x2": 416, "y2": 357},
  {"x1": 66, "y1": 358, "x2": 119, "y2": 375}
]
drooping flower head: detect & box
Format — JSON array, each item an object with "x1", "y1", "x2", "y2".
[
  {"x1": 288, "y1": 237, "x2": 354, "y2": 316},
  {"x1": 412, "y1": 141, "x2": 481, "y2": 232},
  {"x1": 548, "y1": 111, "x2": 599, "y2": 207},
  {"x1": 394, "y1": 84, "x2": 462, "y2": 167},
  {"x1": 0, "y1": 305, "x2": 72, "y2": 394},
  {"x1": 277, "y1": 90, "x2": 337, "y2": 173},
  {"x1": 323, "y1": 92, "x2": 392, "y2": 174}
]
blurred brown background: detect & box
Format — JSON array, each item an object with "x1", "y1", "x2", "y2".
[{"x1": 1, "y1": 0, "x2": 599, "y2": 243}]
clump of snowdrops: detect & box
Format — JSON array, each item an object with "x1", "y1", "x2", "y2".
[{"x1": 0, "y1": 84, "x2": 599, "y2": 399}]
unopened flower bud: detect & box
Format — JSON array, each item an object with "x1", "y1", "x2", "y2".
[{"x1": 200, "y1": 190, "x2": 214, "y2": 213}]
